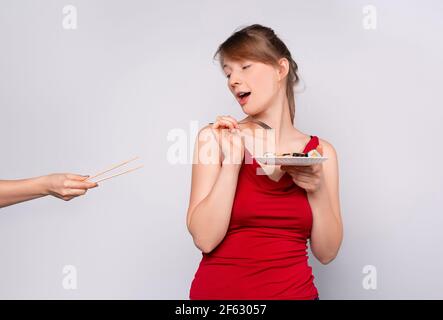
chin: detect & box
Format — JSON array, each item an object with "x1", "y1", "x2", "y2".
[
  {"x1": 241, "y1": 107, "x2": 254, "y2": 117},
  {"x1": 241, "y1": 104, "x2": 263, "y2": 117}
]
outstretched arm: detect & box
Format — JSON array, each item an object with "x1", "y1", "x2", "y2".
[{"x1": 0, "y1": 174, "x2": 98, "y2": 209}]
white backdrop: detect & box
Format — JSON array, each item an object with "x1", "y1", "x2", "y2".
[{"x1": 1, "y1": 0, "x2": 442, "y2": 299}]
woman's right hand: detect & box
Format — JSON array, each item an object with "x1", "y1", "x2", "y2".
[
  {"x1": 43, "y1": 173, "x2": 98, "y2": 201},
  {"x1": 211, "y1": 115, "x2": 245, "y2": 166}
]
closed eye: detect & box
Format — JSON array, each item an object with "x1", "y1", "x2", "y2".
[{"x1": 225, "y1": 64, "x2": 252, "y2": 79}]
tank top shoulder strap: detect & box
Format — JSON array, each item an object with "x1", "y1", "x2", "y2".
[{"x1": 303, "y1": 135, "x2": 320, "y2": 153}]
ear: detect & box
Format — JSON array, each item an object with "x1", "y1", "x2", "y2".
[{"x1": 277, "y1": 57, "x2": 290, "y2": 81}]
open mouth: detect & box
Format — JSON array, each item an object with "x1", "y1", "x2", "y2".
[{"x1": 237, "y1": 91, "x2": 251, "y2": 105}]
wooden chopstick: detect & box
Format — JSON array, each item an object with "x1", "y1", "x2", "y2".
[
  {"x1": 93, "y1": 164, "x2": 144, "y2": 183},
  {"x1": 85, "y1": 156, "x2": 140, "y2": 182}
]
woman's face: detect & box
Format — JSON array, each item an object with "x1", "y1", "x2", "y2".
[{"x1": 222, "y1": 57, "x2": 287, "y2": 116}]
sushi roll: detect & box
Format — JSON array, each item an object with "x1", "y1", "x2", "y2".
[
  {"x1": 280, "y1": 153, "x2": 294, "y2": 158},
  {"x1": 307, "y1": 149, "x2": 322, "y2": 158}
]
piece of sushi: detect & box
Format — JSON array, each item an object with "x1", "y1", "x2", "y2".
[
  {"x1": 263, "y1": 152, "x2": 276, "y2": 158},
  {"x1": 262, "y1": 150, "x2": 321, "y2": 158},
  {"x1": 280, "y1": 153, "x2": 294, "y2": 158},
  {"x1": 307, "y1": 149, "x2": 322, "y2": 158},
  {"x1": 287, "y1": 152, "x2": 307, "y2": 157}
]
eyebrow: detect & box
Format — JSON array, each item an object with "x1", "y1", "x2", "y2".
[{"x1": 222, "y1": 64, "x2": 231, "y2": 70}]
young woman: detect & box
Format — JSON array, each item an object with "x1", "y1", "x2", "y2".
[
  {"x1": 0, "y1": 173, "x2": 98, "y2": 208},
  {"x1": 186, "y1": 24, "x2": 343, "y2": 300}
]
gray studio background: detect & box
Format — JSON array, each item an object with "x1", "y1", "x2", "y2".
[{"x1": 1, "y1": 0, "x2": 442, "y2": 299}]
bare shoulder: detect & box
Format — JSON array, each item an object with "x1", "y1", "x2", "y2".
[
  {"x1": 196, "y1": 124, "x2": 220, "y2": 144},
  {"x1": 317, "y1": 137, "x2": 340, "y2": 183},
  {"x1": 198, "y1": 123, "x2": 215, "y2": 137},
  {"x1": 191, "y1": 123, "x2": 222, "y2": 165},
  {"x1": 318, "y1": 137, "x2": 338, "y2": 159}
]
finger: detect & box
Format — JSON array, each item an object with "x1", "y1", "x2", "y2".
[
  {"x1": 303, "y1": 164, "x2": 322, "y2": 174},
  {"x1": 286, "y1": 169, "x2": 312, "y2": 180},
  {"x1": 216, "y1": 116, "x2": 239, "y2": 129},
  {"x1": 280, "y1": 166, "x2": 296, "y2": 173},
  {"x1": 66, "y1": 180, "x2": 97, "y2": 189},
  {"x1": 294, "y1": 168, "x2": 314, "y2": 176},
  {"x1": 219, "y1": 119, "x2": 236, "y2": 129},
  {"x1": 213, "y1": 120, "x2": 236, "y2": 130},
  {"x1": 65, "y1": 180, "x2": 98, "y2": 189},
  {"x1": 288, "y1": 165, "x2": 315, "y2": 173},
  {"x1": 65, "y1": 189, "x2": 87, "y2": 197},
  {"x1": 281, "y1": 165, "x2": 310, "y2": 173},
  {"x1": 293, "y1": 174, "x2": 312, "y2": 185},
  {"x1": 66, "y1": 174, "x2": 90, "y2": 181},
  {"x1": 219, "y1": 124, "x2": 238, "y2": 135},
  {"x1": 220, "y1": 127, "x2": 240, "y2": 137},
  {"x1": 287, "y1": 166, "x2": 316, "y2": 176},
  {"x1": 219, "y1": 115, "x2": 240, "y2": 128},
  {"x1": 294, "y1": 172, "x2": 314, "y2": 181}
]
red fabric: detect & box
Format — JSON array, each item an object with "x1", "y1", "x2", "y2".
[{"x1": 189, "y1": 135, "x2": 320, "y2": 300}]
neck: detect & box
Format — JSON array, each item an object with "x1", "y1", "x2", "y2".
[{"x1": 249, "y1": 91, "x2": 295, "y2": 145}]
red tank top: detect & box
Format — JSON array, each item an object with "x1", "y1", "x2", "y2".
[{"x1": 189, "y1": 135, "x2": 320, "y2": 300}]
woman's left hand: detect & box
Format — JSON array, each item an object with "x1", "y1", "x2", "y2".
[{"x1": 280, "y1": 144, "x2": 325, "y2": 194}]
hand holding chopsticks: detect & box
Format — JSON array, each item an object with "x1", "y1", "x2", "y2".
[{"x1": 0, "y1": 157, "x2": 143, "y2": 208}]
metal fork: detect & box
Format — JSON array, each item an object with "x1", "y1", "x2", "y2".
[{"x1": 209, "y1": 118, "x2": 272, "y2": 129}]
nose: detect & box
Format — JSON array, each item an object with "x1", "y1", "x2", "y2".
[{"x1": 228, "y1": 71, "x2": 242, "y2": 89}]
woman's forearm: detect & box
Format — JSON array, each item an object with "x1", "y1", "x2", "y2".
[
  {"x1": 0, "y1": 176, "x2": 49, "y2": 208},
  {"x1": 188, "y1": 164, "x2": 241, "y2": 253},
  {"x1": 308, "y1": 185, "x2": 343, "y2": 264}
]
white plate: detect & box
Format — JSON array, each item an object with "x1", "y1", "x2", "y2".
[{"x1": 254, "y1": 156, "x2": 328, "y2": 166}]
